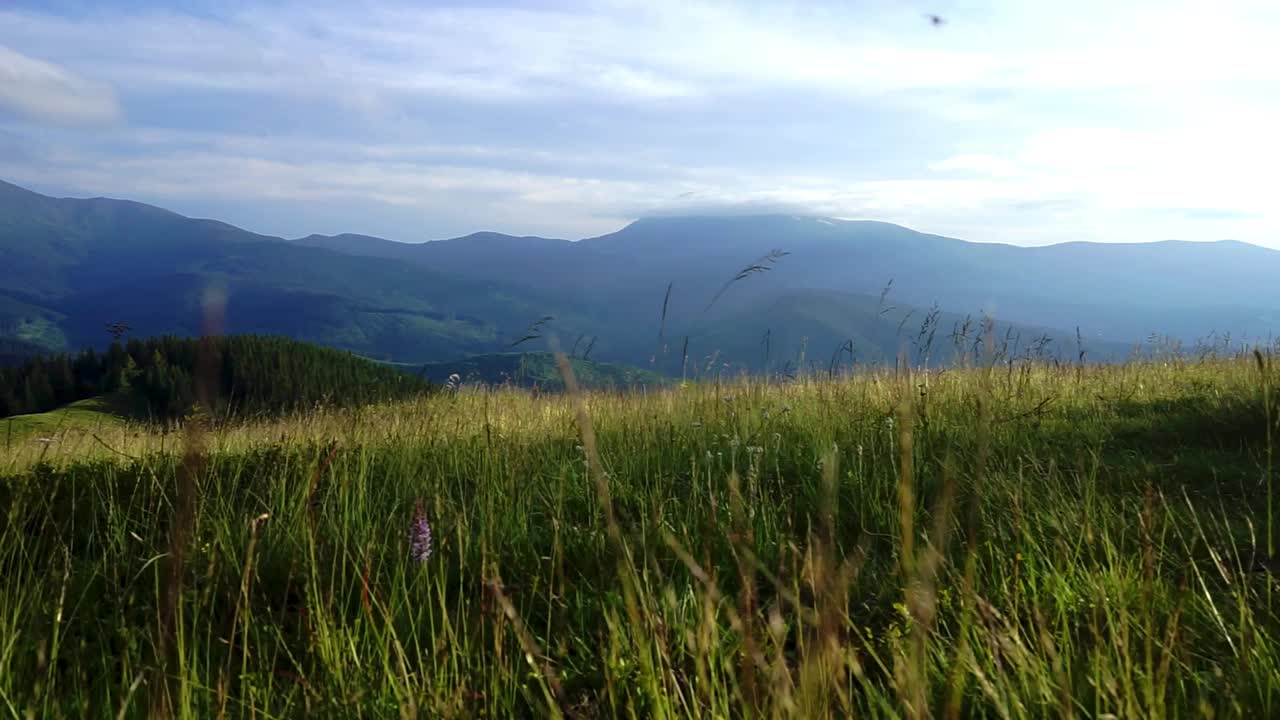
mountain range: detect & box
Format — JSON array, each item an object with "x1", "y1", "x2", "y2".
[{"x1": 2, "y1": 178, "x2": 1276, "y2": 374}]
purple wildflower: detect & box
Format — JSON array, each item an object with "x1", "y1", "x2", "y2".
[{"x1": 410, "y1": 497, "x2": 433, "y2": 563}]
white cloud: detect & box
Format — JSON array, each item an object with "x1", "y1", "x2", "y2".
[
  {"x1": 0, "y1": 46, "x2": 118, "y2": 124},
  {"x1": 931, "y1": 154, "x2": 1022, "y2": 178},
  {"x1": 1, "y1": 1, "x2": 1279, "y2": 246},
  {"x1": 1, "y1": 1, "x2": 1274, "y2": 126},
  {"x1": 7, "y1": 0, "x2": 1272, "y2": 108}
]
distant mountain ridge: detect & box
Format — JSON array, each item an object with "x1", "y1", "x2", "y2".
[
  {"x1": 300, "y1": 212, "x2": 1280, "y2": 348},
  {"x1": 0, "y1": 179, "x2": 585, "y2": 362},
  {"x1": 2, "y1": 179, "x2": 1277, "y2": 372}
]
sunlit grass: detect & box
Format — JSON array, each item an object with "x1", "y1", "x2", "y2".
[{"x1": 1, "y1": 353, "x2": 1278, "y2": 717}]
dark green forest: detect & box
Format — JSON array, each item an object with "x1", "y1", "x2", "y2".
[
  {"x1": 0, "y1": 335, "x2": 434, "y2": 421},
  {"x1": 415, "y1": 351, "x2": 665, "y2": 390},
  {"x1": 0, "y1": 337, "x2": 47, "y2": 368}
]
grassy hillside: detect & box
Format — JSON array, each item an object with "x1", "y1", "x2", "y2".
[
  {"x1": 2, "y1": 350, "x2": 1278, "y2": 716},
  {"x1": 1, "y1": 394, "x2": 130, "y2": 452}
]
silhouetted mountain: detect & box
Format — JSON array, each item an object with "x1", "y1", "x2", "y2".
[
  {"x1": 303, "y1": 213, "x2": 1280, "y2": 347},
  {"x1": 579, "y1": 216, "x2": 1280, "y2": 343},
  {"x1": 2, "y1": 180, "x2": 1275, "y2": 372},
  {"x1": 0, "y1": 180, "x2": 591, "y2": 361}
]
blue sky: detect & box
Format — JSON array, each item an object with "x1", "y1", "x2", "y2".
[{"x1": 1, "y1": 0, "x2": 1278, "y2": 246}]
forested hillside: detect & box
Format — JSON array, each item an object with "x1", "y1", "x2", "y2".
[
  {"x1": 415, "y1": 351, "x2": 665, "y2": 389},
  {"x1": 0, "y1": 335, "x2": 434, "y2": 421},
  {"x1": 0, "y1": 337, "x2": 47, "y2": 367}
]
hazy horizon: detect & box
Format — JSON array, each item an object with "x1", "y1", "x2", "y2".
[{"x1": 10, "y1": 178, "x2": 1271, "y2": 250}]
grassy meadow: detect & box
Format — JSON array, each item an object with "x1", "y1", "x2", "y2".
[{"x1": 2, "y1": 350, "x2": 1279, "y2": 717}]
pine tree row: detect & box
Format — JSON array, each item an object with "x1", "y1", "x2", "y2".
[{"x1": 0, "y1": 335, "x2": 434, "y2": 421}]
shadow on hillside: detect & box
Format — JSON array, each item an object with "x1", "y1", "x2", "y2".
[
  {"x1": 1092, "y1": 394, "x2": 1271, "y2": 509},
  {"x1": 1108, "y1": 395, "x2": 1268, "y2": 453}
]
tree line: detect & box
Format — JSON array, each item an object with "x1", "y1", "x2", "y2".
[
  {"x1": 0, "y1": 335, "x2": 435, "y2": 421},
  {"x1": 0, "y1": 337, "x2": 48, "y2": 368}
]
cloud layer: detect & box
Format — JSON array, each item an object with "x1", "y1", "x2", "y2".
[
  {"x1": 0, "y1": 46, "x2": 119, "y2": 124},
  {"x1": 0, "y1": 0, "x2": 1277, "y2": 246}
]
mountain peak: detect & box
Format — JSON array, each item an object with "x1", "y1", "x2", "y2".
[
  {"x1": 615, "y1": 213, "x2": 924, "y2": 236},
  {"x1": 5, "y1": 178, "x2": 1280, "y2": 370},
  {"x1": 627, "y1": 212, "x2": 840, "y2": 225}
]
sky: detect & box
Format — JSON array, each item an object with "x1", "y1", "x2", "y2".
[{"x1": 1, "y1": 0, "x2": 1278, "y2": 246}]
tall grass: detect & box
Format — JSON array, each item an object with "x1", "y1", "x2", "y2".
[{"x1": 2, "y1": 351, "x2": 1279, "y2": 717}]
